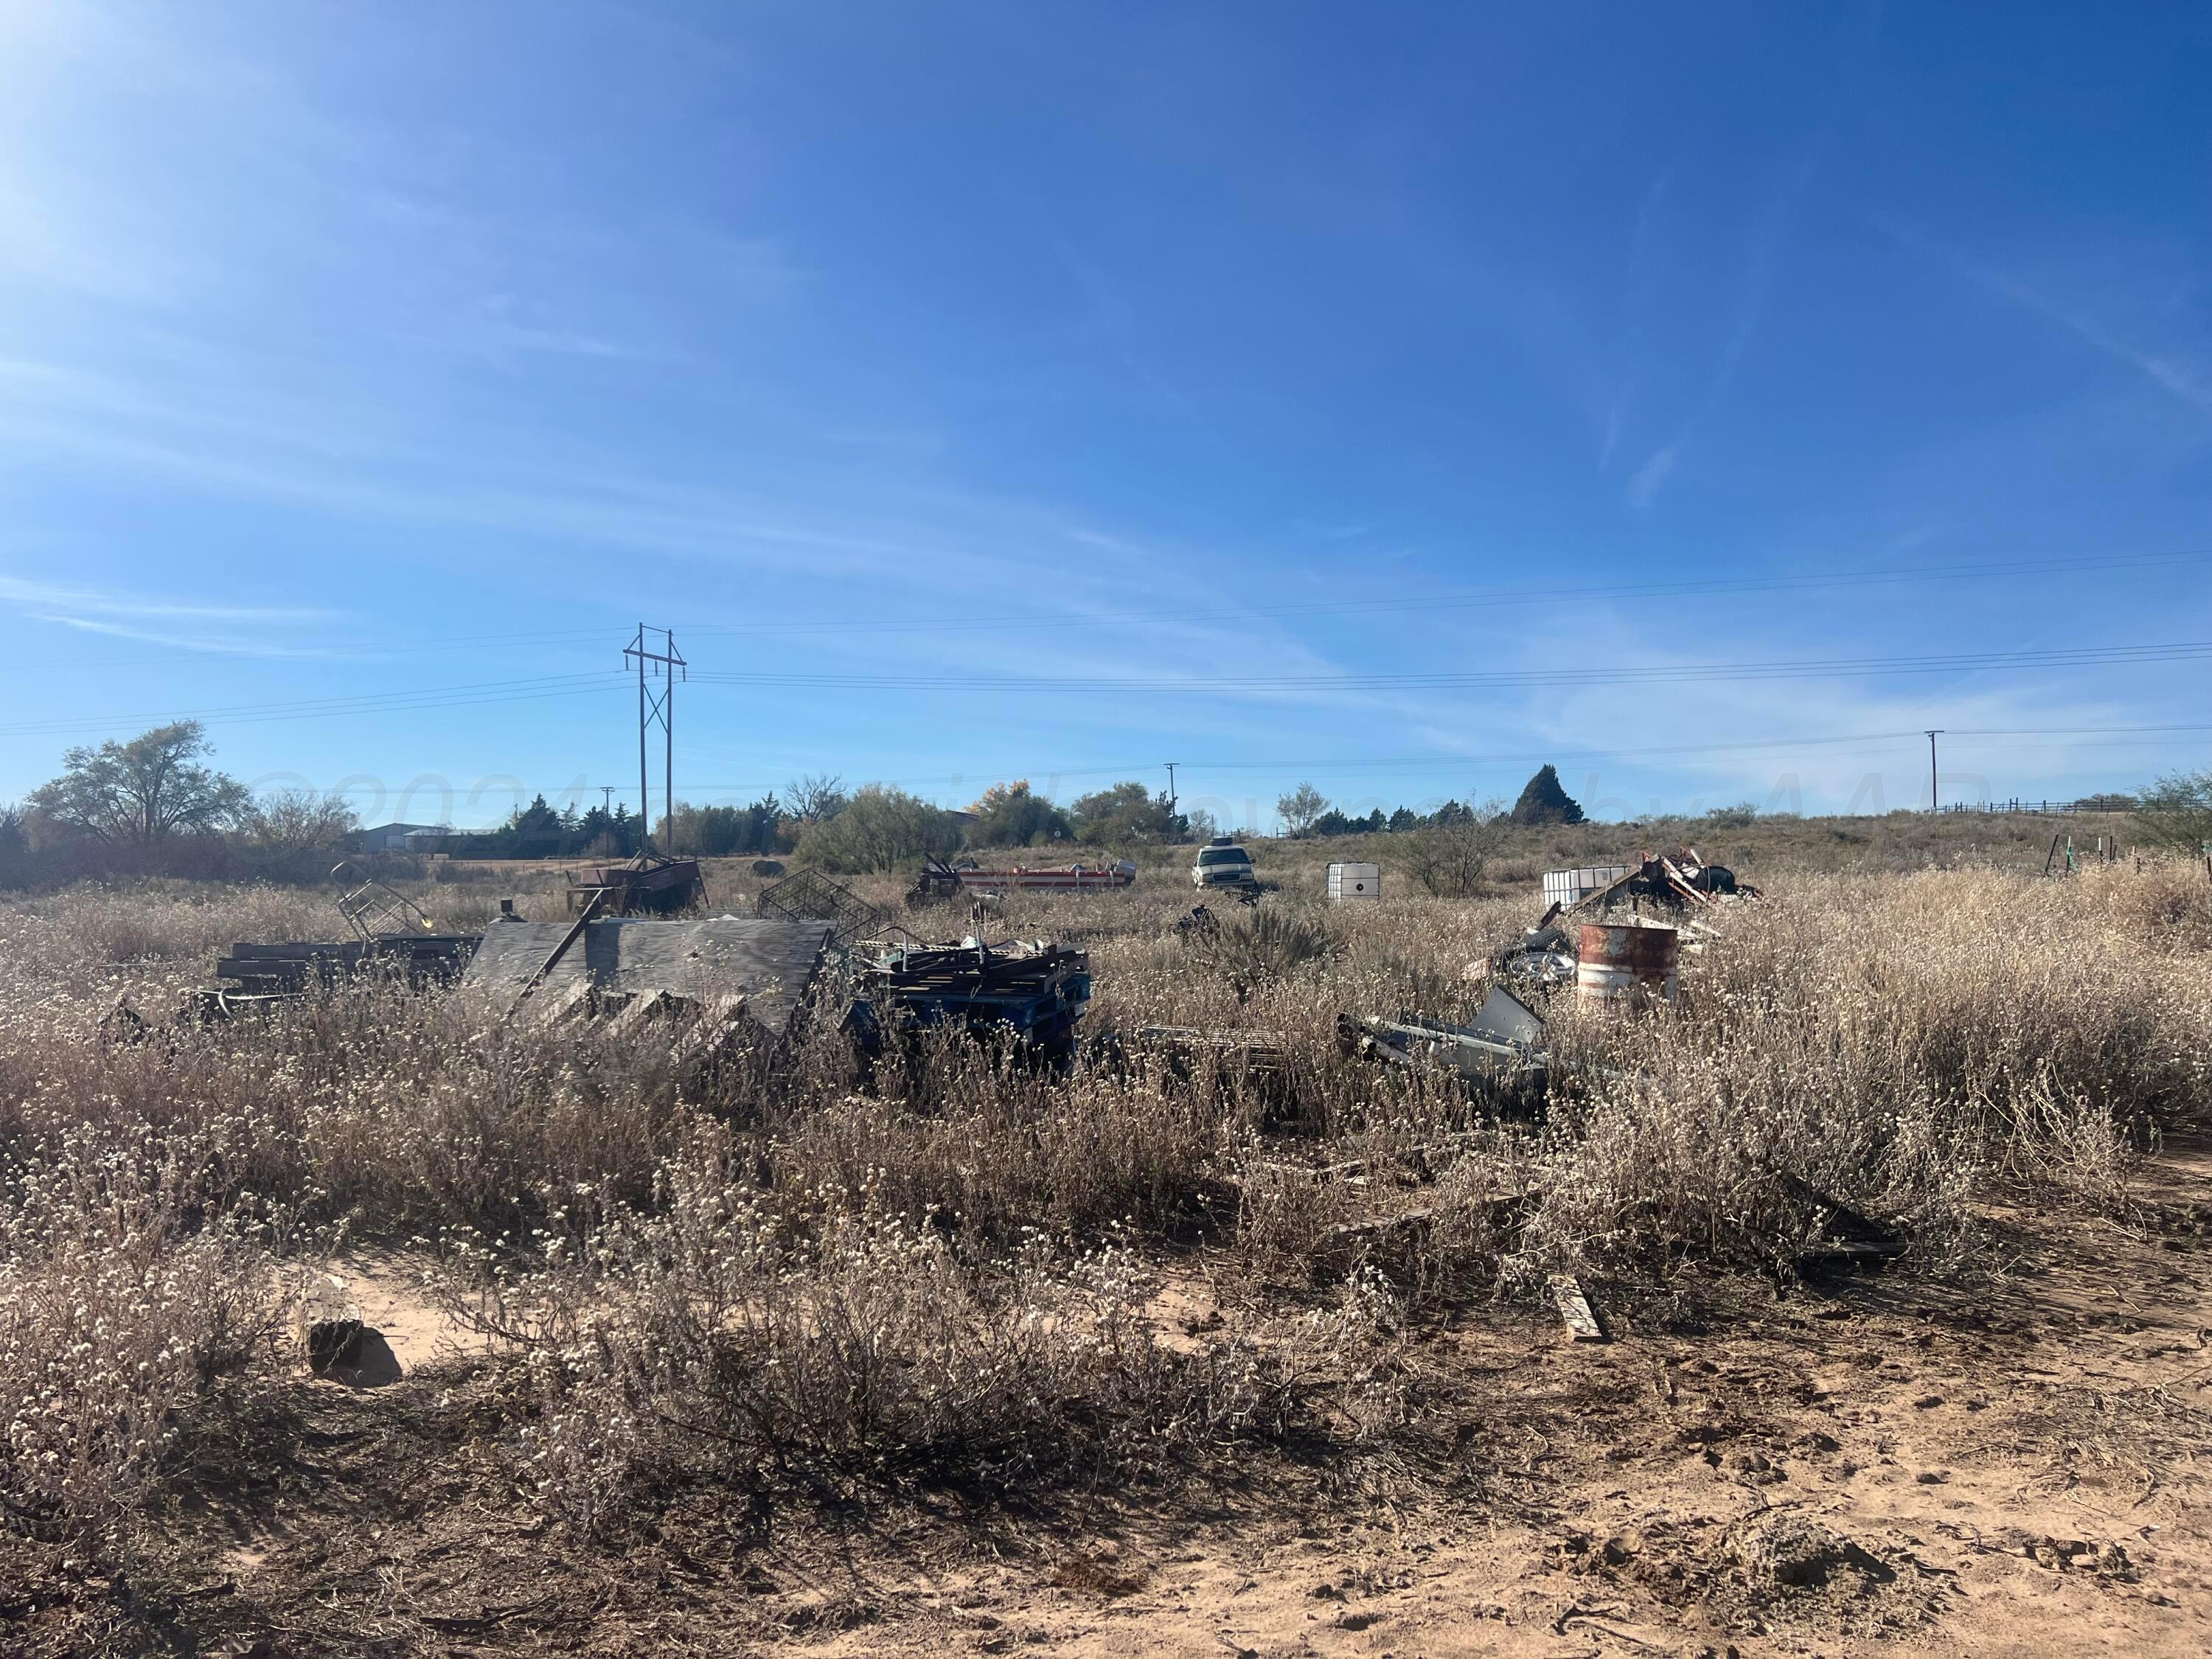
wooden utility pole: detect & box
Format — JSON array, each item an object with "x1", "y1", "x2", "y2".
[{"x1": 1924, "y1": 730, "x2": 1943, "y2": 813}]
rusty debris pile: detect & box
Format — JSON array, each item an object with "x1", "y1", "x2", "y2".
[
  {"x1": 141, "y1": 841, "x2": 1773, "y2": 1114},
  {"x1": 1324, "y1": 847, "x2": 1762, "y2": 1103},
  {"x1": 562, "y1": 854, "x2": 706, "y2": 917}
]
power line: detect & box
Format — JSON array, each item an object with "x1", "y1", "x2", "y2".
[{"x1": 666, "y1": 723, "x2": 2212, "y2": 795}]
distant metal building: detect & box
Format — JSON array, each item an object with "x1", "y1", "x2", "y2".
[{"x1": 358, "y1": 822, "x2": 452, "y2": 854}]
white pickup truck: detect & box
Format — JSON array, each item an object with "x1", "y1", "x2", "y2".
[{"x1": 1190, "y1": 838, "x2": 1258, "y2": 891}]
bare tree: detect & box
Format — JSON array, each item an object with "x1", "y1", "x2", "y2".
[
  {"x1": 26, "y1": 721, "x2": 250, "y2": 844},
  {"x1": 243, "y1": 788, "x2": 360, "y2": 854},
  {"x1": 1276, "y1": 782, "x2": 1329, "y2": 838},
  {"x1": 1405, "y1": 799, "x2": 1509, "y2": 897},
  {"x1": 784, "y1": 772, "x2": 849, "y2": 821}
]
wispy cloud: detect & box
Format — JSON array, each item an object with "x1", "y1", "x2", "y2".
[
  {"x1": 1627, "y1": 141, "x2": 1825, "y2": 509},
  {"x1": 0, "y1": 576, "x2": 333, "y2": 624},
  {"x1": 24, "y1": 613, "x2": 350, "y2": 658},
  {"x1": 1603, "y1": 167, "x2": 1675, "y2": 470},
  {"x1": 0, "y1": 576, "x2": 343, "y2": 658},
  {"x1": 1625, "y1": 443, "x2": 1680, "y2": 507},
  {"x1": 1872, "y1": 215, "x2": 2212, "y2": 417}
]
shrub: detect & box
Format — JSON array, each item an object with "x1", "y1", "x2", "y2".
[{"x1": 796, "y1": 785, "x2": 964, "y2": 873}]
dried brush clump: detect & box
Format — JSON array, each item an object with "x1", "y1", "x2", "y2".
[
  {"x1": 427, "y1": 1157, "x2": 1415, "y2": 1533},
  {"x1": 0, "y1": 856, "x2": 2205, "y2": 1562},
  {"x1": 0, "y1": 1130, "x2": 283, "y2": 1545}
]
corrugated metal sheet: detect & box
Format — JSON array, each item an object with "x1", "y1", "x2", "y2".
[{"x1": 462, "y1": 917, "x2": 835, "y2": 1034}]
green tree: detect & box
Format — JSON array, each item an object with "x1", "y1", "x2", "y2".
[
  {"x1": 26, "y1": 720, "x2": 250, "y2": 844},
  {"x1": 1069, "y1": 780, "x2": 1186, "y2": 845},
  {"x1": 498, "y1": 793, "x2": 567, "y2": 857},
  {"x1": 579, "y1": 803, "x2": 641, "y2": 858},
  {"x1": 968, "y1": 780, "x2": 1072, "y2": 847},
  {"x1": 798, "y1": 785, "x2": 964, "y2": 873},
  {"x1": 1509, "y1": 765, "x2": 1585, "y2": 827},
  {"x1": 2135, "y1": 769, "x2": 2212, "y2": 852}
]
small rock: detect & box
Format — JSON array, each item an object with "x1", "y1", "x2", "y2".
[
  {"x1": 1310, "y1": 1583, "x2": 1342, "y2": 1601},
  {"x1": 1912, "y1": 1395, "x2": 1944, "y2": 1410},
  {"x1": 1914, "y1": 1470, "x2": 1950, "y2": 1485}
]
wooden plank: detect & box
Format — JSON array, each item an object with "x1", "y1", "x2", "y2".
[
  {"x1": 1548, "y1": 1273, "x2": 1605, "y2": 1342},
  {"x1": 515, "y1": 886, "x2": 610, "y2": 1004}
]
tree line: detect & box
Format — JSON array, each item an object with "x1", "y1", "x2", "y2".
[
  {"x1": 9, "y1": 723, "x2": 2209, "y2": 888},
  {"x1": 1273, "y1": 763, "x2": 1590, "y2": 837}
]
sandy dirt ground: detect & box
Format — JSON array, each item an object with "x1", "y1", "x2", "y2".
[
  {"x1": 728, "y1": 1153, "x2": 2212, "y2": 1659},
  {"x1": 20, "y1": 1150, "x2": 2203, "y2": 1658}
]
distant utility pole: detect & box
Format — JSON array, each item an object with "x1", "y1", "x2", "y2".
[
  {"x1": 599, "y1": 785, "x2": 615, "y2": 814},
  {"x1": 625, "y1": 626, "x2": 686, "y2": 856},
  {"x1": 1164, "y1": 762, "x2": 1178, "y2": 813},
  {"x1": 1925, "y1": 730, "x2": 1943, "y2": 813}
]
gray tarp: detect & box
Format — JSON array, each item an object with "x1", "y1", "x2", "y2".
[{"x1": 462, "y1": 917, "x2": 835, "y2": 1035}]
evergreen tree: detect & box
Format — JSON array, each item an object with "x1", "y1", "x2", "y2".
[{"x1": 1509, "y1": 765, "x2": 1585, "y2": 826}]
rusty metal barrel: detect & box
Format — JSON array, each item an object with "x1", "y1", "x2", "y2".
[{"x1": 1576, "y1": 919, "x2": 1679, "y2": 1011}]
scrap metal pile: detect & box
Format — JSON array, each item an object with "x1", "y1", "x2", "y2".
[
  {"x1": 156, "y1": 845, "x2": 1765, "y2": 1106},
  {"x1": 1332, "y1": 849, "x2": 1762, "y2": 1107},
  {"x1": 1336, "y1": 983, "x2": 1550, "y2": 1110},
  {"x1": 849, "y1": 934, "x2": 1092, "y2": 1060},
  {"x1": 187, "y1": 864, "x2": 476, "y2": 1022},
  {"x1": 156, "y1": 860, "x2": 1099, "y2": 1068},
  {"x1": 907, "y1": 854, "x2": 1137, "y2": 908},
  {"x1": 561, "y1": 854, "x2": 706, "y2": 917},
  {"x1": 757, "y1": 867, "x2": 888, "y2": 947},
  {"x1": 1483, "y1": 849, "x2": 1754, "y2": 992}
]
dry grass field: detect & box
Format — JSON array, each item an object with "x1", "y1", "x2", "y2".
[{"x1": 3, "y1": 815, "x2": 2210, "y2": 1657}]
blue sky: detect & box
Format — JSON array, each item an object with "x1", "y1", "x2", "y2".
[{"x1": 3, "y1": 1, "x2": 2210, "y2": 831}]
